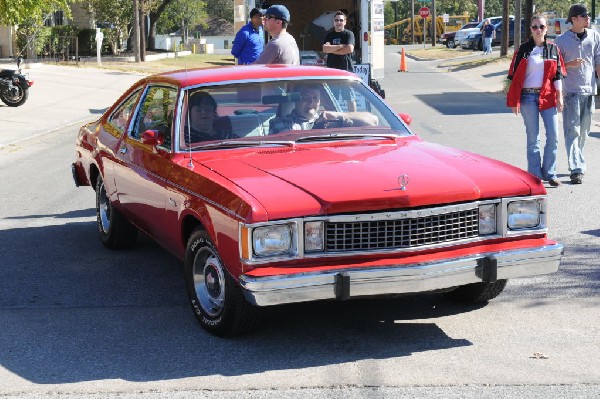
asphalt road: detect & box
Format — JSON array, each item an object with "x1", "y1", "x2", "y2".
[{"x1": 0, "y1": 48, "x2": 599, "y2": 398}]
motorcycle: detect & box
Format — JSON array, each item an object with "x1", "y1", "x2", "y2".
[{"x1": 0, "y1": 57, "x2": 33, "y2": 107}]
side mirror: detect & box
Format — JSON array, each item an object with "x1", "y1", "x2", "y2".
[
  {"x1": 141, "y1": 130, "x2": 165, "y2": 146},
  {"x1": 399, "y1": 113, "x2": 412, "y2": 126}
]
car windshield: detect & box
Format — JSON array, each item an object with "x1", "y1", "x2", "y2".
[{"x1": 178, "y1": 78, "x2": 410, "y2": 151}]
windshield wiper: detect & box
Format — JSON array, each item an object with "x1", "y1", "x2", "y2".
[
  {"x1": 190, "y1": 139, "x2": 295, "y2": 150},
  {"x1": 295, "y1": 133, "x2": 398, "y2": 143}
]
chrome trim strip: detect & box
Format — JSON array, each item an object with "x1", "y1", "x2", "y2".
[
  {"x1": 304, "y1": 201, "x2": 495, "y2": 223},
  {"x1": 239, "y1": 243, "x2": 563, "y2": 306}
]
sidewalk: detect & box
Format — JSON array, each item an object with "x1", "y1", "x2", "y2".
[{"x1": 0, "y1": 64, "x2": 145, "y2": 148}]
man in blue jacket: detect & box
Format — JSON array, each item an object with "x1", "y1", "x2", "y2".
[{"x1": 231, "y1": 8, "x2": 265, "y2": 64}]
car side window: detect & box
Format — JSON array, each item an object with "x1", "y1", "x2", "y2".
[
  {"x1": 108, "y1": 90, "x2": 141, "y2": 133},
  {"x1": 132, "y1": 85, "x2": 178, "y2": 150}
]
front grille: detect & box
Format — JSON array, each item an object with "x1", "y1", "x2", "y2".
[{"x1": 325, "y1": 208, "x2": 479, "y2": 252}]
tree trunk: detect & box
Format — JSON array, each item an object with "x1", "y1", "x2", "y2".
[
  {"x1": 500, "y1": 0, "x2": 509, "y2": 56},
  {"x1": 524, "y1": 0, "x2": 533, "y2": 42},
  {"x1": 148, "y1": 0, "x2": 175, "y2": 51},
  {"x1": 514, "y1": 0, "x2": 522, "y2": 52},
  {"x1": 133, "y1": 0, "x2": 140, "y2": 62}
]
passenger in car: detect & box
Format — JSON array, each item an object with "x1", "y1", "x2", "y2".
[
  {"x1": 183, "y1": 91, "x2": 234, "y2": 145},
  {"x1": 269, "y1": 85, "x2": 377, "y2": 134}
]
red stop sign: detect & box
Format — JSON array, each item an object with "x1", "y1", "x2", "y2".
[{"x1": 419, "y1": 7, "x2": 430, "y2": 18}]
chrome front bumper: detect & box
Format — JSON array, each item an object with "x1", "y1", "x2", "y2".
[{"x1": 239, "y1": 243, "x2": 563, "y2": 306}]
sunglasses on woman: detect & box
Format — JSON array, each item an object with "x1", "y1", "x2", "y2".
[{"x1": 531, "y1": 25, "x2": 546, "y2": 30}]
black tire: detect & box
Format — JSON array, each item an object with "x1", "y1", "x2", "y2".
[
  {"x1": 0, "y1": 80, "x2": 28, "y2": 107},
  {"x1": 184, "y1": 228, "x2": 260, "y2": 337},
  {"x1": 444, "y1": 279, "x2": 507, "y2": 303},
  {"x1": 95, "y1": 176, "x2": 138, "y2": 249},
  {"x1": 447, "y1": 40, "x2": 455, "y2": 49}
]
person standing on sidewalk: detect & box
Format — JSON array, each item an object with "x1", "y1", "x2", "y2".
[
  {"x1": 506, "y1": 16, "x2": 565, "y2": 187},
  {"x1": 231, "y1": 8, "x2": 265, "y2": 65},
  {"x1": 323, "y1": 11, "x2": 355, "y2": 71},
  {"x1": 253, "y1": 5, "x2": 299, "y2": 65},
  {"x1": 322, "y1": 11, "x2": 356, "y2": 111},
  {"x1": 555, "y1": 4, "x2": 600, "y2": 184},
  {"x1": 481, "y1": 19, "x2": 495, "y2": 55}
]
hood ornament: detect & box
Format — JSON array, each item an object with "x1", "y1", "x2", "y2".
[{"x1": 398, "y1": 174, "x2": 409, "y2": 191}]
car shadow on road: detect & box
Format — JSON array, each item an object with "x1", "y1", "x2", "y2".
[
  {"x1": 415, "y1": 91, "x2": 509, "y2": 115},
  {"x1": 4, "y1": 216, "x2": 596, "y2": 385},
  {"x1": 0, "y1": 219, "x2": 480, "y2": 385}
]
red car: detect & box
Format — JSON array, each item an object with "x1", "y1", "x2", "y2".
[{"x1": 72, "y1": 65, "x2": 562, "y2": 336}]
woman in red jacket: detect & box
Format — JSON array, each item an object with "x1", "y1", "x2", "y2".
[{"x1": 507, "y1": 16, "x2": 566, "y2": 186}]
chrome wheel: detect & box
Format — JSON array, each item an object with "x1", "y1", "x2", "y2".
[
  {"x1": 0, "y1": 81, "x2": 28, "y2": 107},
  {"x1": 98, "y1": 180, "x2": 110, "y2": 234},
  {"x1": 95, "y1": 176, "x2": 138, "y2": 249},
  {"x1": 193, "y1": 247, "x2": 226, "y2": 317}
]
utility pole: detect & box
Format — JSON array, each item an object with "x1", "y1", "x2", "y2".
[
  {"x1": 524, "y1": 0, "x2": 533, "y2": 42},
  {"x1": 133, "y1": 0, "x2": 140, "y2": 62},
  {"x1": 393, "y1": 0, "x2": 397, "y2": 42},
  {"x1": 411, "y1": 0, "x2": 415, "y2": 44},
  {"x1": 140, "y1": 0, "x2": 146, "y2": 62},
  {"x1": 514, "y1": 0, "x2": 522, "y2": 51},
  {"x1": 431, "y1": 0, "x2": 436, "y2": 46},
  {"x1": 478, "y1": 0, "x2": 485, "y2": 21},
  {"x1": 501, "y1": 0, "x2": 508, "y2": 56}
]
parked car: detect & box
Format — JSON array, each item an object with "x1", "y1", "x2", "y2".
[
  {"x1": 440, "y1": 22, "x2": 479, "y2": 48},
  {"x1": 455, "y1": 16, "x2": 504, "y2": 49},
  {"x1": 461, "y1": 18, "x2": 526, "y2": 50},
  {"x1": 299, "y1": 50, "x2": 325, "y2": 66},
  {"x1": 457, "y1": 16, "x2": 507, "y2": 49},
  {"x1": 71, "y1": 65, "x2": 563, "y2": 337}
]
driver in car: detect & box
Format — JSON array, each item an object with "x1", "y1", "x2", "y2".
[{"x1": 269, "y1": 84, "x2": 377, "y2": 134}]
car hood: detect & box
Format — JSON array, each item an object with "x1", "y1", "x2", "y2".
[
  {"x1": 455, "y1": 28, "x2": 480, "y2": 39},
  {"x1": 200, "y1": 138, "x2": 540, "y2": 221}
]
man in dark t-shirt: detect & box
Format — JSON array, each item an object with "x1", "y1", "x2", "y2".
[{"x1": 322, "y1": 11, "x2": 355, "y2": 71}]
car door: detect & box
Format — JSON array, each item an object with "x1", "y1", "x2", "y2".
[{"x1": 112, "y1": 84, "x2": 179, "y2": 240}]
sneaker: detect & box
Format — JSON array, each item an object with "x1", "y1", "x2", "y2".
[
  {"x1": 548, "y1": 178, "x2": 561, "y2": 187},
  {"x1": 570, "y1": 173, "x2": 583, "y2": 184}
]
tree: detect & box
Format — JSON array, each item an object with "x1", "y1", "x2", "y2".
[
  {"x1": 88, "y1": 0, "x2": 133, "y2": 54},
  {"x1": 205, "y1": 0, "x2": 233, "y2": 23},
  {"x1": 2, "y1": 0, "x2": 75, "y2": 58},
  {"x1": 147, "y1": 0, "x2": 176, "y2": 50},
  {"x1": 157, "y1": 0, "x2": 207, "y2": 45},
  {"x1": 0, "y1": 0, "x2": 72, "y2": 26}
]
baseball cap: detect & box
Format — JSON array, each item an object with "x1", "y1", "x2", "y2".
[
  {"x1": 567, "y1": 4, "x2": 589, "y2": 23},
  {"x1": 265, "y1": 5, "x2": 290, "y2": 23}
]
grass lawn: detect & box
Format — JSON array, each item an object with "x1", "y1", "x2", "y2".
[{"x1": 56, "y1": 53, "x2": 236, "y2": 74}]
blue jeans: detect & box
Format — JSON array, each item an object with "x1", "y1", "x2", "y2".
[
  {"x1": 562, "y1": 93, "x2": 594, "y2": 174},
  {"x1": 483, "y1": 37, "x2": 493, "y2": 54},
  {"x1": 519, "y1": 93, "x2": 559, "y2": 180}
]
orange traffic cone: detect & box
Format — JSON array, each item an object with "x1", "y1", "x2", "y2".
[{"x1": 398, "y1": 47, "x2": 408, "y2": 72}]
